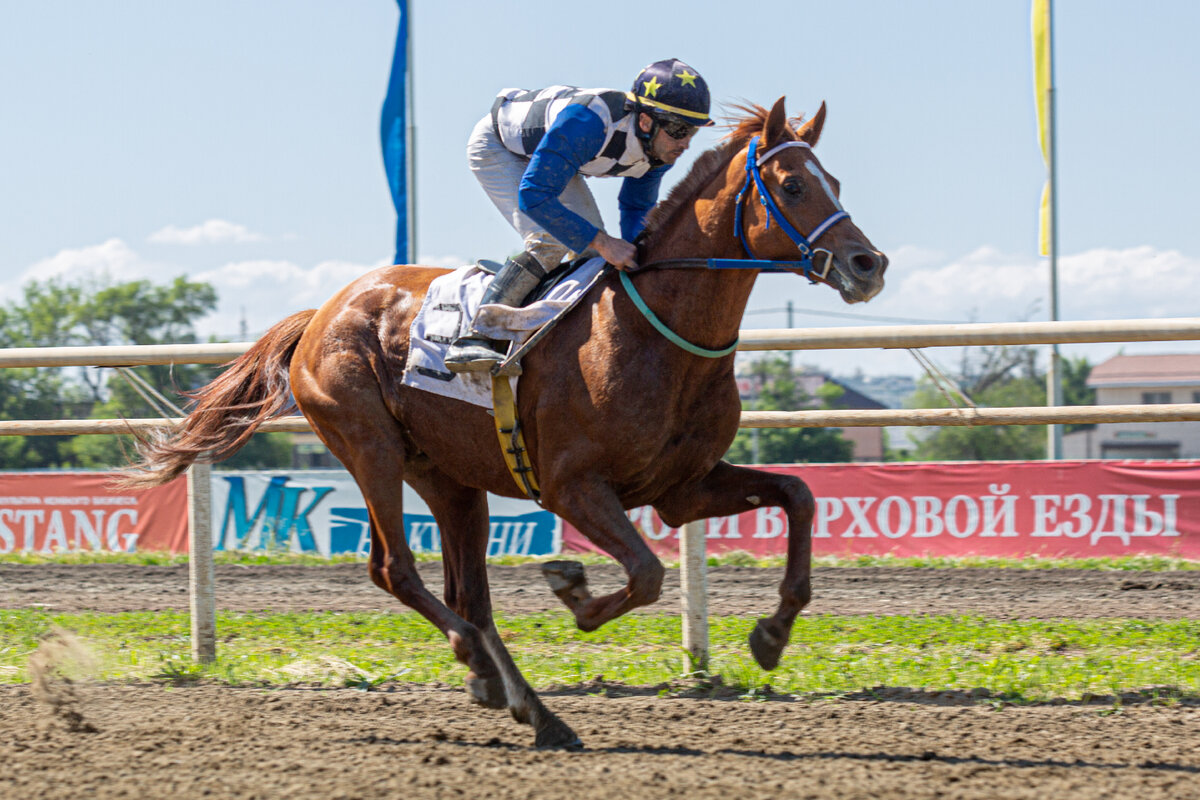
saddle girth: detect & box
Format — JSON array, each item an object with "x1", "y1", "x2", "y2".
[{"x1": 490, "y1": 374, "x2": 541, "y2": 503}]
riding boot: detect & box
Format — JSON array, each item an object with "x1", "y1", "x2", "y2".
[{"x1": 444, "y1": 251, "x2": 547, "y2": 373}]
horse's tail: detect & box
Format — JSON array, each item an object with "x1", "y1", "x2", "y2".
[{"x1": 120, "y1": 309, "x2": 317, "y2": 488}]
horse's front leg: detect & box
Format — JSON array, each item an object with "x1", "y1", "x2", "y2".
[
  {"x1": 540, "y1": 479, "x2": 665, "y2": 632},
  {"x1": 654, "y1": 460, "x2": 815, "y2": 671},
  {"x1": 408, "y1": 468, "x2": 579, "y2": 748}
]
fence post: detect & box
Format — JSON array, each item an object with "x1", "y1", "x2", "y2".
[
  {"x1": 187, "y1": 461, "x2": 216, "y2": 664},
  {"x1": 679, "y1": 520, "x2": 709, "y2": 672}
]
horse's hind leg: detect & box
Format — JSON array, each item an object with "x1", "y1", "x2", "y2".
[
  {"x1": 295, "y1": 368, "x2": 576, "y2": 746},
  {"x1": 418, "y1": 473, "x2": 504, "y2": 709},
  {"x1": 404, "y1": 466, "x2": 580, "y2": 747},
  {"x1": 653, "y1": 460, "x2": 815, "y2": 672}
]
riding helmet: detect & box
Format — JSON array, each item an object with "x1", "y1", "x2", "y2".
[{"x1": 627, "y1": 58, "x2": 714, "y2": 127}]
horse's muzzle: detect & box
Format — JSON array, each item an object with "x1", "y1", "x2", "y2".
[{"x1": 833, "y1": 248, "x2": 888, "y2": 303}]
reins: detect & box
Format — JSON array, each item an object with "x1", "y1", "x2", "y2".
[
  {"x1": 617, "y1": 270, "x2": 738, "y2": 358},
  {"x1": 620, "y1": 134, "x2": 850, "y2": 358},
  {"x1": 492, "y1": 134, "x2": 852, "y2": 499}
]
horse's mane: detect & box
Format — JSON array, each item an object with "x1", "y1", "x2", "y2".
[{"x1": 641, "y1": 103, "x2": 798, "y2": 240}]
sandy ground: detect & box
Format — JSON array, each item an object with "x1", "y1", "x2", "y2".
[
  {"x1": 2, "y1": 563, "x2": 1199, "y2": 799},
  {"x1": 3, "y1": 561, "x2": 1200, "y2": 618},
  {"x1": 2, "y1": 683, "x2": 1199, "y2": 800}
]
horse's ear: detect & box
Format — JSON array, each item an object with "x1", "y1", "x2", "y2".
[
  {"x1": 795, "y1": 101, "x2": 827, "y2": 147},
  {"x1": 762, "y1": 96, "x2": 791, "y2": 147}
]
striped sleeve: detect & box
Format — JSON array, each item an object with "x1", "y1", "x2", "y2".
[{"x1": 517, "y1": 104, "x2": 607, "y2": 254}]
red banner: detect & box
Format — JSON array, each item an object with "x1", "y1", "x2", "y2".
[
  {"x1": 0, "y1": 473, "x2": 187, "y2": 554},
  {"x1": 563, "y1": 461, "x2": 1200, "y2": 559}
]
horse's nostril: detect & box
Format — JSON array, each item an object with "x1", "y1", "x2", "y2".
[{"x1": 852, "y1": 252, "x2": 882, "y2": 275}]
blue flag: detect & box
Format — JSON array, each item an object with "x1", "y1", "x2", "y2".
[{"x1": 380, "y1": 0, "x2": 411, "y2": 264}]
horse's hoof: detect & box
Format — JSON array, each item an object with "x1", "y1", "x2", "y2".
[
  {"x1": 540, "y1": 560, "x2": 587, "y2": 594},
  {"x1": 749, "y1": 619, "x2": 785, "y2": 671},
  {"x1": 465, "y1": 672, "x2": 507, "y2": 710},
  {"x1": 535, "y1": 720, "x2": 583, "y2": 750}
]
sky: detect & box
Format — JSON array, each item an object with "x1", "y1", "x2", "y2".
[{"x1": 3, "y1": 1, "x2": 1199, "y2": 379}]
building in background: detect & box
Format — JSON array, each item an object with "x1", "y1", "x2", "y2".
[
  {"x1": 837, "y1": 372, "x2": 923, "y2": 459},
  {"x1": 1063, "y1": 354, "x2": 1200, "y2": 459},
  {"x1": 737, "y1": 365, "x2": 897, "y2": 461}
]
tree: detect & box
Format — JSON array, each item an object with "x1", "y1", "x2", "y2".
[
  {"x1": 726, "y1": 357, "x2": 854, "y2": 464},
  {"x1": 1061, "y1": 355, "x2": 1095, "y2": 434},
  {"x1": 0, "y1": 274, "x2": 296, "y2": 470},
  {"x1": 0, "y1": 303, "x2": 89, "y2": 467},
  {"x1": 909, "y1": 345, "x2": 1047, "y2": 462}
]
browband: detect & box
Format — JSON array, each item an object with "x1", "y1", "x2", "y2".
[{"x1": 755, "y1": 140, "x2": 812, "y2": 167}]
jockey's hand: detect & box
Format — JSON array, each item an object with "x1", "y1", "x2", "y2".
[{"x1": 589, "y1": 231, "x2": 638, "y2": 271}]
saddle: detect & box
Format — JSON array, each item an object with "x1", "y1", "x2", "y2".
[
  {"x1": 401, "y1": 256, "x2": 608, "y2": 404},
  {"x1": 476, "y1": 253, "x2": 598, "y2": 310}
]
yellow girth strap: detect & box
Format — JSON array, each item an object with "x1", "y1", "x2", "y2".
[{"x1": 490, "y1": 374, "x2": 541, "y2": 502}]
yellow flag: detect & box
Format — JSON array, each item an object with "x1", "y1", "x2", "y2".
[{"x1": 1032, "y1": 0, "x2": 1051, "y2": 256}]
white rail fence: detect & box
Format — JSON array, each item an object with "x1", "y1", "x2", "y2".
[{"x1": 4, "y1": 315, "x2": 1200, "y2": 665}]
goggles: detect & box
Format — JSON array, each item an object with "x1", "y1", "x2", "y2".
[{"x1": 658, "y1": 118, "x2": 698, "y2": 140}]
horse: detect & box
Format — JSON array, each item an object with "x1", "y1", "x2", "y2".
[{"x1": 127, "y1": 97, "x2": 887, "y2": 748}]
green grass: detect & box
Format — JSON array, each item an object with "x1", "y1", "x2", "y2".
[
  {"x1": 2, "y1": 549, "x2": 1198, "y2": 571},
  {"x1": 4, "y1": 609, "x2": 1198, "y2": 703}
]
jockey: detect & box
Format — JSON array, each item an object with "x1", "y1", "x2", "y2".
[{"x1": 444, "y1": 58, "x2": 714, "y2": 373}]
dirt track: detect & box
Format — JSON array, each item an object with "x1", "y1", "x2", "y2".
[
  {"x1": 3, "y1": 561, "x2": 1200, "y2": 618},
  {"x1": 3, "y1": 564, "x2": 1200, "y2": 799}
]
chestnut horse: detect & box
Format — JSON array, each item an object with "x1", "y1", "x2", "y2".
[{"x1": 129, "y1": 97, "x2": 886, "y2": 747}]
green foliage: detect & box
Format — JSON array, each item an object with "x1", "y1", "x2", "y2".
[
  {"x1": 1061, "y1": 355, "x2": 1095, "y2": 433},
  {"x1": 727, "y1": 356, "x2": 853, "y2": 464},
  {"x1": 910, "y1": 345, "x2": 1047, "y2": 461},
  {"x1": 912, "y1": 376, "x2": 1048, "y2": 461},
  {"x1": 0, "y1": 273, "x2": 291, "y2": 470},
  {"x1": 218, "y1": 433, "x2": 298, "y2": 470}
]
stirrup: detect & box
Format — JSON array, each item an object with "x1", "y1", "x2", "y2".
[{"x1": 444, "y1": 335, "x2": 506, "y2": 373}]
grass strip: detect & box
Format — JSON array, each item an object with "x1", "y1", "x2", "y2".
[
  {"x1": 3, "y1": 610, "x2": 1198, "y2": 703},
  {"x1": 2, "y1": 550, "x2": 1198, "y2": 571}
]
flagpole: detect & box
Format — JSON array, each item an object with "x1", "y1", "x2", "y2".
[
  {"x1": 406, "y1": 0, "x2": 417, "y2": 264},
  {"x1": 1045, "y1": 0, "x2": 1062, "y2": 460}
]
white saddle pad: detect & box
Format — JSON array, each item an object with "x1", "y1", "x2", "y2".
[{"x1": 401, "y1": 257, "x2": 606, "y2": 408}]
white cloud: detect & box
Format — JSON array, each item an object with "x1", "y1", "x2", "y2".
[
  {"x1": 193, "y1": 257, "x2": 393, "y2": 338},
  {"x1": 2, "y1": 239, "x2": 388, "y2": 341},
  {"x1": 747, "y1": 244, "x2": 1200, "y2": 377},
  {"x1": 870, "y1": 245, "x2": 1200, "y2": 324},
  {"x1": 4, "y1": 241, "x2": 475, "y2": 340},
  {"x1": 9, "y1": 237, "x2": 1197, "y2": 382},
  {"x1": 1057, "y1": 246, "x2": 1196, "y2": 320},
  {"x1": 147, "y1": 219, "x2": 266, "y2": 245},
  {"x1": 15, "y1": 238, "x2": 155, "y2": 288}
]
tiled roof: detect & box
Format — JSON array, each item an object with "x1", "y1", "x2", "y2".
[{"x1": 1087, "y1": 354, "x2": 1200, "y2": 387}]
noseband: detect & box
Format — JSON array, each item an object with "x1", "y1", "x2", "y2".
[
  {"x1": 636, "y1": 135, "x2": 852, "y2": 282},
  {"x1": 621, "y1": 135, "x2": 852, "y2": 358},
  {"x1": 729, "y1": 136, "x2": 850, "y2": 282}
]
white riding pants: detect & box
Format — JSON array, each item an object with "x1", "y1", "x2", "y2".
[{"x1": 466, "y1": 115, "x2": 604, "y2": 271}]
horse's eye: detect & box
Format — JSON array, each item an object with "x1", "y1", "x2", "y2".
[{"x1": 782, "y1": 178, "x2": 804, "y2": 197}]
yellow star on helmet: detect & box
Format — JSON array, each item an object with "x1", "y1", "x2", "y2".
[
  {"x1": 641, "y1": 76, "x2": 663, "y2": 98},
  {"x1": 676, "y1": 69, "x2": 697, "y2": 88}
]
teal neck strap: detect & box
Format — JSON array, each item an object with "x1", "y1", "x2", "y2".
[{"x1": 618, "y1": 270, "x2": 738, "y2": 358}]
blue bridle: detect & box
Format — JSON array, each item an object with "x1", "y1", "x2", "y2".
[
  {"x1": 725, "y1": 135, "x2": 850, "y2": 282},
  {"x1": 620, "y1": 134, "x2": 852, "y2": 358}
]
